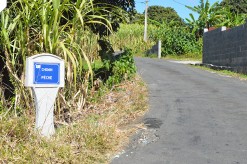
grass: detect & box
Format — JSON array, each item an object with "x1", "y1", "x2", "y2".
[
  {"x1": 143, "y1": 53, "x2": 202, "y2": 61},
  {"x1": 109, "y1": 23, "x2": 157, "y2": 56},
  {"x1": 0, "y1": 75, "x2": 148, "y2": 163},
  {"x1": 193, "y1": 65, "x2": 247, "y2": 80},
  {"x1": 82, "y1": 59, "x2": 104, "y2": 71},
  {"x1": 164, "y1": 53, "x2": 202, "y2": 61}
]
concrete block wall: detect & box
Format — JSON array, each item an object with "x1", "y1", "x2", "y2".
[{"x1": 203, "y1": 21, "x2": 247, "y2": 74}]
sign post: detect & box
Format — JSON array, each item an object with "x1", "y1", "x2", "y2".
[
  {"x1": 25, "y1": 54, "x2": 65, "y2": 137},
  {"x1": 0, "y1": 0, "x2": 7, "y2": 12}
]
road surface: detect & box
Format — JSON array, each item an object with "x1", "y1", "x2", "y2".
[{"x1": 112, "y1": 57, "x2": 247, "y2": 164}]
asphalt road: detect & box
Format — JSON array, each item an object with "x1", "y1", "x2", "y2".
[{"x1": 112, "y1": 57, "x2": 247, "y2": 164}]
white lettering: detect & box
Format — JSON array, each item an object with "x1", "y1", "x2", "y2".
[
  {"x1": 41, "y1": 76, "x2": 53, "y2": 80},
  {"x1": 42, "y1": 68, "x2": 53, "y2": 72}
]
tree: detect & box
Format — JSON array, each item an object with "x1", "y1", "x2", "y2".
[
  {"x1": 216, "y1": 7, "x2": 247, "y2": 27},
  {"x1": 148, "y1": 6, "x2": 184, "y2": 26},
  {"x1": 8, "y1": 0, "x2": 135, "y2": 36},
  {"x1": 220, "y1": 0, "x2": 247, "y2": 14},
  {"x1": 86, "y1": 0, "x2": 135, "y2": 60},
  {"x1": 186, "y1": 0, "x2": 247, "y2": 38},
  {"x1": 186, "y1": 0, "x2": 221, "y2": 37},
  {"x1": 94, "y1": 0, "x2": 135, "y2": 12},
  {"x1": 88, "y1": 0, "x2": 135, "y2": 36},
  {"x1": 129, "y1": 9, "x2": 145, "y2": 24}
]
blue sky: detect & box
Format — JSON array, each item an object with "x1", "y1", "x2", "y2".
[{"x1": 135, "y1": 0, "x2": 222, "y2": 20}]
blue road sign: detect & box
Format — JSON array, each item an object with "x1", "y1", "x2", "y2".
[{"x1": 34, "y1": 62, "x2": 60, "y2": 84}]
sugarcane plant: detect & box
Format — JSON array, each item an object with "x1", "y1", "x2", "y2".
[{"x1": 0, "y1": 0, "x2": 124, "y2": 119}]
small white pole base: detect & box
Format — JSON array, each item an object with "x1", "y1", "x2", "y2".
[
  {"x1": 32, "y1": 87, "x2": 59, "y2": 137},
  {"x1": 158, "y1": 40, "x2": 162, "y2": 59}
]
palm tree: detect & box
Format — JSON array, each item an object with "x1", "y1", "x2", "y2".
[
  {"x1": 186, "y1": 0, "x2": 221, "y2": 36},
  {"x1": 216, "y1": 7, "x2": 247, "y2": 27}
]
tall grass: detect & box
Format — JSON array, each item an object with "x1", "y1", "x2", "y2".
[
  {"x1": 0, "y1": 0, "x2": 116, "y2": 118},
  {"x1": 109, "y1": 23, "x2": 157, "y2": 56},
  {"x1": 0, "y1": 76, "x2": 148, "y2": 163}
]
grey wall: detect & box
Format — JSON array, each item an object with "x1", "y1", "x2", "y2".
[{"x1": 203, "y1": 21, "x2": 247, "y2": 74}]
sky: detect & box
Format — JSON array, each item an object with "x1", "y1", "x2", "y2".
[{"x1": 135, "y1": 0, "x2": 222, "y2": 20}]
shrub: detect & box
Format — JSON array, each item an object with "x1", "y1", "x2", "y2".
[
  {"x1": 0, "y1": 0, "x2": 120, "y2": 117},
  {"x1": 150, "y1": 22, "x2": 202, "y2": 57},
  {"x1": 106, "y1": 49, "x2": 136, "y2": 87}
]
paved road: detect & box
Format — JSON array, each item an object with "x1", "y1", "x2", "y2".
[{"x1": 112, "y1": 57, "x2": 247, "y2": 164}]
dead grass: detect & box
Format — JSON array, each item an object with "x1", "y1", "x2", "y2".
[{"x1": 0, "y1": 75, "x2": 148, "y2": 164}]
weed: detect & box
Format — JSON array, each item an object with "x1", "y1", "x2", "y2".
[
  {"x1": 106, "y1": 49, "x2": 136, "y2": 87},
  {"x1": 0, "y1": 76, "x2": 148, "y2": 163}
]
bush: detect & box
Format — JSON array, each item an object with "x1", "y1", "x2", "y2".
[
  {"x1": 106, "y1": 49, "x2": 136, "y2": 87},
  {"x1": 150, "y1": 23, "x2": 202, "y2": 57}
]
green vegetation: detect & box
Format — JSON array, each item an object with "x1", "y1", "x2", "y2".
[
  {"x1": 186, "y1": 0, "x2": 247, "y2": 37},
  {"x1": 0, "y1": 0, "x2": 144, "y2": 163},
  {"x1": 217, "y1": 0, "x2": 247, "y2": 28},
  {"x1": 110, "y1": 1, "x2": 247, "y2": 60},
  {"x1": 165, "y1": 53, "x2": 202, "y2": 61},
  {"x1": 106, "y1": 49, "x2": 137, "y2": 87},
  {"x1": 194, "y1": 65, "x2": 247, "y2": 80},
  {"x1": 151, "y1": 22, "x2": 202, "y2": 57},
  {"x1": 220, "y1": 0, "x2": 247, "y2": 14},
  {"x1": 0, "y1": 0, "x2": 112, "y2": 115},
  {"x1": 0, "y1": 0, "x2": 138, "y2": 116},
  {"x1": 109, "y1": 23, "x2": 157, "y2": 56},
  {"x1": 109, "y1": 22, "x2": 201, "y2": 59},
  {"x1": 111, "y1": 1, "x2": 247, "y2": 59},
  {"x1": 148, "y1": 6, "x2": 184, "y2": 25},
  {"x1": 186, "y1": 0, "x2": 220, "y2": 36}
]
